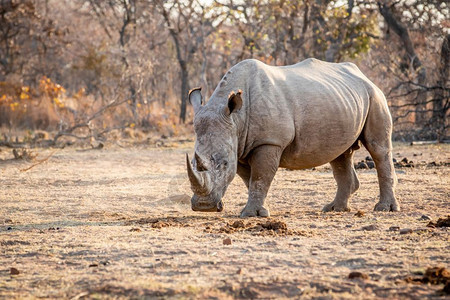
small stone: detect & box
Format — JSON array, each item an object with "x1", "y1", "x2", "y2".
[
  {"x1": 411, "y1": 268, "x2": 426, "y2": 275},
  {"x1": 419, "y1": 215, "x2": 432, "y2": 221},
  {"x1": 354, "y1": 211, "x2": 365, "y2": 217},
  {"x1": 348, "y1": 271, "x2": 369, "y2": 280},
  {"x1": 89, "y1": 263, "x2": 99, "y2": 267},
  {"x1": 400, "y1": 228, "x2": 413, "y2": 234},
  {"x1": 401, "y1": 157, "x2": 409, "y2": 163},
  {"x1": 392, "y1": 158, "x2": 397, "y2": 163},
  {"x1": 365, "y1": 156, "x2": 373, "y2": 161},
  {"x1": 355, "y1": 161, "x2": 369, "y2": 169},
  {"x1": 362, "y1": 224, "x2": 378, "y2": 231},
  {"x1": 366, "y1": 161, "x2": 375, "y2": 169},
  {"x1": 389, "y1": 226, "x2": 400, "y2": 231},
  {"x1": 7, "y1": 227, "x2": 12, "y2": 230},
  {"x1": 236, "y1": 268, "x2": 244, "y2": 274},
  {"x1": 10, "y1": 267, "x2": 20, "y2": 275},
  {"x1": 130, "y1": 228, "x2": 141, "y2": 232},
  {"x1": 223, "y1": 238, "x2": 232, "y2": 245}
]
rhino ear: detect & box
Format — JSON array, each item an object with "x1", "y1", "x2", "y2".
[
  {"x1": 225, "y1": 90, "x2": 243, "y2": 115},
  {"x1": 189, "y1": 87, "x2": 203, "y2": 113}
]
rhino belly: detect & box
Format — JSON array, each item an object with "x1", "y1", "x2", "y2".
[{"x1": 279, "y1": 108, "x2": 365, "y2": 169}]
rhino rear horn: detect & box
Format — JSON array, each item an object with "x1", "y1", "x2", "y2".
[
  {"x1": 186, "y1": 154, "x2": 212, "y2": 196},
  {"x1": 188, "y1": 87, "x2": 203, "y2": 113}
]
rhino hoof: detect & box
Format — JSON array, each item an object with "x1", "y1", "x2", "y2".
[
  {"x1": 322, "y1": 202, "x2": 350, "y2": 212},
  {"x1": 240, "y1": 206, "x2": 270, "y2": 218},
  {"x1": 374, "y1": 201, "x2": 400, "y2": 212}
]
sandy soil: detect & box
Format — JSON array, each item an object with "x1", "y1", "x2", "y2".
[{"x1": 0, "y1": 141, "x2": 449, "y2": 299}]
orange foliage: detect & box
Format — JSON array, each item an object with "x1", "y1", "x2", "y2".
[{"x1": 0, "y1": 77, "x2": 70, "y2": 129}]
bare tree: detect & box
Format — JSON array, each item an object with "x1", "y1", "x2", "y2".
[{"x1": 378, "y1": 1, "x2": 427, "y2": 124}]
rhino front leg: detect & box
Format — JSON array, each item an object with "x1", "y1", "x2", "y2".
[
  {"x1": 236, "y1": 162, "x2": 251, "y2": 189},
  {"x1": 240, "y1": 145, "x2": 281, "y2": 218}
]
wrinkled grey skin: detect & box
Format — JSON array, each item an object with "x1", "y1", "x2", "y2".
[{"x1": 187, "y1": 58, "x2": 399, "y2": 217}]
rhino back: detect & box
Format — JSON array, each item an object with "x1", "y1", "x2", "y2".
[{"x1": 240, "y1": 58, "x2": 373, "y2": 168}]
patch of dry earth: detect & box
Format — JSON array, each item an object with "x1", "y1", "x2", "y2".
[{"x1": 0, "y1": 143, "x2": 449, "y2": 299}]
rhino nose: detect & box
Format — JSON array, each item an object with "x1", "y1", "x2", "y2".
[{"x1": 191, "y1": 197, "x2": 223, "y2": 212}]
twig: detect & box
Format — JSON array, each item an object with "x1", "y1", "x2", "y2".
[{"x1": 20, "y1": 150, "x2": 58, "y2": 172}]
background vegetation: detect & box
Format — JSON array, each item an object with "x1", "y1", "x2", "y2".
[{"x1": 0, "y1": 0, "x2": 448, "y2": 145}]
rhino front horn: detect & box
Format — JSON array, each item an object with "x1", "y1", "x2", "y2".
[{"x1": 186, "y1": 154, "x2": 212, "y2": 196}]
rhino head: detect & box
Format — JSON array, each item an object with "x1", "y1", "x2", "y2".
[{"x1": 186, "y1": 87, "x2": 243, "y2": 212}]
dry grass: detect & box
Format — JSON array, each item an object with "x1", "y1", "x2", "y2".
[{"x1": 0, "y1": 142, "x2": 449, "y2": 299}]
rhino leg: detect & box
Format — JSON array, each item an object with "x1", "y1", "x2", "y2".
[
  {"x1": 322, "y1": 147, "x2": 360, "y2": 212},
  {"x1": 362, "y1": 91, "x2": 399, "y2": 212},
  {"x1": 236, "y1": 162, "x2": 251, "y2": 189},
  {"x1": 240, "y1": 145, "x2": 281, "y2": 218}
]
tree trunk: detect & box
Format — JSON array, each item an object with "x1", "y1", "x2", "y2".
[
  {"x1": 160, "y1": 3, "x2": 189, "y2": 123},
  {"x1": 179, "y1": 61, "x2": 189, "y2": 123},
  {"x1": 378, "y1": 2, "x2": 427, "y2": 126},
  {"x1": 433, "y1": 34, "x2": 449, "y2": 141}
]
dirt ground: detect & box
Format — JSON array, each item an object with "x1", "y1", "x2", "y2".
[{"x1": 0, "y1": 140, "x2": 449, "y2": 299}]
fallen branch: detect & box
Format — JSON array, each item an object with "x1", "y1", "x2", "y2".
[
  {"x1": 410, "y1": 140, "x2": 438, "y2": 145},
  {"x1": 20, "y1": 149, "x2": 58, "y2": 172}
]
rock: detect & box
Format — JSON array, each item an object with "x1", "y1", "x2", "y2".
[
  {"x1": 427, "y1": 216, "x2": 450, "y2": 228},
  {"x1": 355, "y1": 161, "x2": 369, "y2": 169},
  {"x1": 366, "y1": 161, "x2": 375, "y2": 169},
  {"x1": 10, "y1": 267, "x2": 20, "y2": 275},
  {"x1": 400, "y1": 228, "x2": 413, "y2": 234},
  {"x1": 393, "y1": 158, "x2": 397, "y2": 163},
  {"x1": 348, "y1": 271, "x2": 369, "y2": 280},
  {"x1": 419, "y1": 215, "x2": 432, "y2": 221},
  {"x1": 401, "y1": 157, "x2": 409, "y2": 163},
  {"x1": 130, "y1": 228, "x2": 141, "y2": 232},
  {"x1": 389, "y1": 226, "x2": 400, "y2": 231},
  {"x1": 362, "y1": 224, "x2": 378, "y2": 231},
  {"x1": 365, "y1": 156, "x2": 373, "y2": 161},
  {"x1": 223, "y1": 238, "x2": 232, "y2": 245},
  {"x1": 236, "y1": 268, "x2": 244, "y2": 275}
]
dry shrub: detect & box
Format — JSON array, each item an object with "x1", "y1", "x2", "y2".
[
  {"x1": 12, "y1": 148, "x2": 37, "y2": 161},
  {"x1": 0, "y1": 77, "x2": 74, "y2": 130},
  {"x1": 0, "y1": 76, "x2": 193, "y2": 141}
]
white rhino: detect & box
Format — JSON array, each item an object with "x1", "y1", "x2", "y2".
[{"x1": 187, "y1": 58, "x2": 399, "y2": 217}]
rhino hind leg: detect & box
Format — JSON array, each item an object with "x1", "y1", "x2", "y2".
[
  {"x1": 322, "y1": 147, "x2": 360, "y2": 212},
  {"x1": 362, "y1": 92, "x2": 400, "y2": 212}
]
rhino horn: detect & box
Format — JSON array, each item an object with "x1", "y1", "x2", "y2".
[{"x1": 186, "y1": 154, "x2": 212, "y2": 196}]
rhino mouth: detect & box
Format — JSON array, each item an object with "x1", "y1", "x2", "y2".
[{"x1": 191, "y1": 197, "x2": 224, "y2": 212}]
